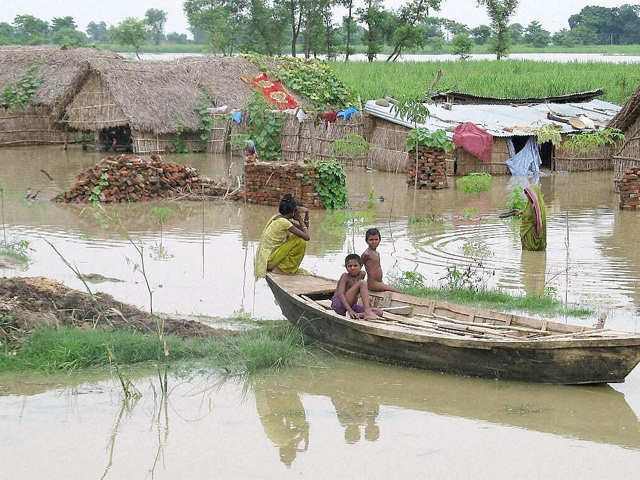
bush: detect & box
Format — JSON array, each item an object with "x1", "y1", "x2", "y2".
[{"x1": 456, "y1": 173, "x2": 494, "y2": 193}]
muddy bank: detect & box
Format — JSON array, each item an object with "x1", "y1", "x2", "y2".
[{"x1": 0, "y1": 277, "x2": 225, "y2": 344}]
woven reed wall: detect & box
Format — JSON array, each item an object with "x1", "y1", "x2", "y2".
[
  {"x1": 456, "y1": 137, "x2": 510, "y2": 176},
  {"x1": 280, "y1": 115, "x2": 366, "y2": 166},
  {"x1": 0, "y1": 105, "x2": 76, "y2": 146},
  {"x1": 554, "y1": 136, "x2": 616, "y2": 172},
  {"x1": 612, "y1": 115, "x2": 640, "y2": 181},
  {"x1": 64, "y1": 73, "x2": 128, "y2": 131},
  {"x1": 367, "y1": 120, "x2": 410, "y2": 173},
  {"x1": 131, "y1": 129, "x2": 207, "y2": 154}
]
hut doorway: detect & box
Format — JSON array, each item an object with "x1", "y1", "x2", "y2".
[
  {"x1": 538, "y1": 141, "x2": 553, "y2": 170},
  {"x1": 99, "y1": 126, "x2": 132, "y2": 152}
]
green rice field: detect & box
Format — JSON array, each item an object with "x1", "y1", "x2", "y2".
[{"x1": 330, "y1": 60, "x2": 640, "y2": 105}]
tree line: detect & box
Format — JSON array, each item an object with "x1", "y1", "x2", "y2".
[{"x1": 2, "y1": 2, "x2": 640, "y2": 60}]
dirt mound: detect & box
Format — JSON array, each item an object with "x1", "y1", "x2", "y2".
[
  {"x1": 0, "y1": 277, "x2": 225, "y2": 343},
  {"x1": 57, "y1": 154, "x2": 234, "y2": 203}
]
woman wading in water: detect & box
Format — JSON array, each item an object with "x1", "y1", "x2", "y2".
[{"x1": 255, "y1": 194, "x2": 310, "y2": 278}]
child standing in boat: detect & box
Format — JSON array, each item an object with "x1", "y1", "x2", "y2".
[
  {"x1": 361, "y1": 228, "x2": 397, "y2": 293},
  {"x1": 332, "y1": 254, "x2": 382, "y2": 319}
]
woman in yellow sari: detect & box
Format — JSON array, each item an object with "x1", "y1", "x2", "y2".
[{"x1": 255, "y1": 194, "x2": 310, "y2": 278}]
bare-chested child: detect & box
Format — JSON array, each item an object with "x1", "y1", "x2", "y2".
[
  {"x1": 331, "y1": 254, "x2": 382, "y2": 319},
  {"x1": 361, "y1": 228, "x2": 398, "y2": 293}
]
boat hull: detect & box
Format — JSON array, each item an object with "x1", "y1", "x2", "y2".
[{"x1": 267, "y1": 276, "x2": 640, "y2": 384}]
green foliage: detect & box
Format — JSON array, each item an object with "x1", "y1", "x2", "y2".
[
  {"x1": 407, "y1": 128, "x2": 454, "y2": 152},
  {"x1": 230, "y1": 133, "x2": 249, "y2": 149},
  {"x1": 506, "y1": 182, "x2": 527, "y2": 211},
  {"x1": 534, "y1": 123, "x2": 563, "y2": 146},
  {"x1": 367, "y1": 187, "x2": 376, "y2": 209},
  {"x1": 247, "y1": 91, "x2": 283, "y2": 162},
  {"x1": 273, "y1": 56, "x2": 355, "y2": 109},
  {"x1": 391, "y1": 270, "x2": 593, "y2": 317},
  {"x1": 313, "y1": 160, "x2": 348, "y2": 210},
  {"x1": 0, "y1": 239, "x2": 31, "y2": 262},
  {"x1": 108, "y1": 17, "x2": 149, "y2": 59},
  {"x1": 331, "y1": 134, "x2": 370, "y2": 159},
  {"x1": 456, "y1": 173, "x2": 494, "y2": 193},
  {"x1": 461, "y1": 236, "x2": 493, "y2": 259},
  {"x1": 1, "y1": 64, "x2": 44, "y2": 108},
  {"x1": 195, "y1": 94, "x2": 229, "y2": 141},
  {"x1": 564, "y1": 128, "x2": 625, "y2": 153},
  {"x1": 172, "y1": 124, "x2": 190, "y2": 154},
  {"x1": 392, "y1": 95, "x2": 430, "y2": 126},
  {"x1": 89, "y1": 169, "x2": 109, "y2": 205},
  {"x1": 151, "y1": 206, "x2": 172, "y2": 225},
  {"x1": 452, "y1": 33, "x2": 473, "y2": 60}
]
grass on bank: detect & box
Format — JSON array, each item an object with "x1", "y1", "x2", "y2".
[
  {"x1": 396, "y1": 284, "x2": 592, "y2": 318},
  {"x1": 330, "y1": 59, "x2": 640, "y2": 106},
  {"x1": 0, "y1": 323, "x2": 310, "y2": 374}
]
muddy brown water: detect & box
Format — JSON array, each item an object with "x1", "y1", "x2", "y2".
[{"x1": 1, "y1": 145, "x2": 640, "y2": 477}]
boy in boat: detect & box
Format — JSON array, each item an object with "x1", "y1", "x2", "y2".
[
  {"x1": 361, "y1": 228, "x2": 397, "y2": 293},
  {"x1": 332, "y1": 254, "x2": 382, "y2": 319}
]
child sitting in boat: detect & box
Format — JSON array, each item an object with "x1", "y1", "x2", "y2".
[
  {"x1": 362, "y1": 228, "x2": 397, "y2": 293},
  {"x1": 332, "y1": 254, "x2": 382, "y2": 319}
]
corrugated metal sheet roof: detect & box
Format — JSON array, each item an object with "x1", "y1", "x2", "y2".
[{"x1": 365, "y1": 99, "x2": 621, "y2": 138}]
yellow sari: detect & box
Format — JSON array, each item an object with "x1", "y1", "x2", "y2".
[{"x1": 254, "y1": 215, "x2": 307, "y2": 278}]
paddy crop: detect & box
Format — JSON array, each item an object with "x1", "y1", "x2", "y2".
[{"x1": 330, "y1": 60, "x2": 640, "y2": 106}]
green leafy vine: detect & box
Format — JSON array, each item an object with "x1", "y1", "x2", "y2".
[
  {"x1": 195, "y1": 94, "x2": 229, "y2": 141},
  {"x1": 90, "y1": 169, "x2": 110, "y2": 206},
  {"x1": 247, "y1": 91, "x2": 283, "y2": 162},
  {"x1": 1, "y1": 64, "x2": 44, "y2": 109},
  {"x1": 312, "y1": 160, "x2": 348, "y2": 210},
  {"x1": 407, "y1": 128, "x2": 454, "y2": 152},
  {"x1": 564, "y1": 128, "x2": 625, "y2": 153}
]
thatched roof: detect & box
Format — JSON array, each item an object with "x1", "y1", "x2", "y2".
[
  {"x1": 70, "y1": 55, "x2": 260, "y2": 134},
  {"x1": 0, "y1": 45, "x2": 122, "y2": 117},
  {"x1": 608, "y1": 84, "x2": 640, "y2": 131}
]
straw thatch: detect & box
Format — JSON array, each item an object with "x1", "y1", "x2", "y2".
[
  {"x1": 610, "y1": 86, "x2": 640, "y2": 181},
  {"x1": 0, "y1": 46, "x2": 121, "y2": 146}
]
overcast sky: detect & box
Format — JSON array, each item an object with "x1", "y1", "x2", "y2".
[{"x1": 0, "y1": 1, "x2": 632, "y2": 37}]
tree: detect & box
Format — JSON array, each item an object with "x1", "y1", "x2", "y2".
[
  {"x1": 109, "y1": 18, "x2": 149, "y2": 59},
  {"x1": 341, "y1": 0, "x2": 356, "y2": 61},
  {"x1": 145, "y1": 9, "x2": 167, "y2": 45},
  {"x1": 477, "y1": 0, "x2": 519, "y2": 60},
  {"x1": 509, "y1": 22, "x2": 523, "y2": 43},
  {"x1": 0, "y1": 23, "x2": 14, "y2": 44},
  {"x1": 167, "y1": 32, "x2": 188, "y2": 44},
  {"x1": 551, "y1": 28, "x2": 575, "y2": 47},
  {"x1": 357, "y1": 0, "x2": 383, "y2": 62},
  {"x1": 245, "y1": 0, "x2": 286, "y2": 55},
  {"x1": 184, "y1": 0, "x2": 248, "y2": 55},
  {"x1": 452, "y1": 33, "x2": 472, "y2": 59},
  {"x1": 86, "y1": 21, "x2": 108, "y2": 43},
  {"x1": 51, "y1": 17, "x2": 77, "y2": 32},
  {"x1": 275, "y1": 0, "x2": 304, "y2": 56},
  {"x1": 51, "y1": 28, "x2": 88, "y2": 46},
  {"x1": 386, "y1": 0, "x2": 441, "y2": 62},
  {"x1": 524, "y1": 20, "x2": 550, "y2": 47},
  {"x1": 471, "y1": 25, "x2": 491, "y2": 44},
  {"x1": 13, "y1": 15, "x2": 49, "y2": 45}
]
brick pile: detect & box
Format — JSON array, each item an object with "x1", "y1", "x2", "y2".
[
  {"x1": 619, "y1": 167, "x2": 640, "y2": 210},
  {"x1": 244, "y1": 159, "x2": 323, "y2": 208},
  {"x1": 406, "y1": 148, "x2": 449, "y2": 189},
  {"x1": 58, "y1": 154, "x2": 229, "y2": 203}
]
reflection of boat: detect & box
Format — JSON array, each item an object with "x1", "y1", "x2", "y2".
[
  {"x1": 266, "y1": 273, "x2": 640, "y2": 384},
  {"x1": 255, "y1": 359, "x2": 640, "y2": 451}
]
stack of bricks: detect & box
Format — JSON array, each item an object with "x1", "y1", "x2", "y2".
[
  {"x1": 619, "y1": 167, "x2": 640, "y2": 210},
  {"x1": 244, "y1": 159, "x2": 323, "y2": 208},
  {"x1": 406, "y1": 148, "x2": 449, "y2": 189}
]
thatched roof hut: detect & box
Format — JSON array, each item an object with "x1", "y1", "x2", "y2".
[
  {"x1": 0, "y1": 46, "x2": 121, "y2": 146},
  {"x1": 63, "y1": 55, "x2": 259, "y2": 153},
  {"x1": 609, "y1": 85, "x2": 640, "y2": 181}
]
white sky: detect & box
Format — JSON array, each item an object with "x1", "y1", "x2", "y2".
[{"x1": 0, "y1": 1, "x2": 632, "y2": 37}]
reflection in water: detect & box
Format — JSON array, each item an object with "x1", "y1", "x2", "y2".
[
  {"x1": 521, "y1": 250, "x2": 547, "y2": 296},
  {"x1": 254, "y1": 386, "x2": 309, "y2": 467},
  {"x1": 331, "y1": 393, "x2": 379, "y2": 444}
]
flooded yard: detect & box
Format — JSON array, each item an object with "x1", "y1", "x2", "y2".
[{"x1": 1, "y1": 145, "x2": 640, "y2": 477}]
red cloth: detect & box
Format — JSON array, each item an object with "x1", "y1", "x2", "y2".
[
  {"x1": 243, "y1": 73, "x2": 300, "y2": 110},
  {"x1": 453, "y1": 122, "x2": 493, "y2": 163},
  {"x1": 318, "y1": 111, "x2": 338, "y2": 124}
]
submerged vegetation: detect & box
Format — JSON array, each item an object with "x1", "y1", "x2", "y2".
[
  {"x1": 392, "y1": 271, "x2": 592, "y2": 318},
  {"x1": 330, "y1": 60, "x2": 640, "y2": 106},
  {"x1": 0, "y1": 323, "x2": 311, "y2": 375},
  {"x1": 456, "y1": 173, "x2": 494, "y2": 193}
]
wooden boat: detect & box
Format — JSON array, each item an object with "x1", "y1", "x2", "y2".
[{"x1": 266, "y1": 273, "x2": 640, "y2": 384}]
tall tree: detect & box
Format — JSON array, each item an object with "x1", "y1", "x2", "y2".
[
  {"x1": 109, "y1": 18, "x2": 149, "y2": 59},
  {"x1": 508, "y1": 22, "x2": 523, "y2": 44},
  {"x1": 357, "y1": 0, "x2": 383, "y2": 62},
  {"x1": 184, "y1": 0, "x2": 248, "y2": 55},
  {"x1": 87, "y1": 21, "x2": 108, "y2": 43},
  {"x1": 13, "y1": 15, "x2": 49, "y2": 45},
  {"x1": 145, "y1": 8, "x2": 168, "y2": 45},
  {"x1": 0, "y1": 23, "x2": 14, "y2": 44},
  {"x1": 471, "y1": 25, "x2": 491, "y2": 44},
  {"x1": 524, "y1": 20, "x2": 550, "y2": 47},
  {"x1": 245, "y1": 0, "x2": 286, "y2": 55},
  {"x1": 341, "y1": 0, "x2": 356, "y2": 61},
  {"x1": 477, "y1": 0, "x2": 519, "y2": 60},
  {"x1": 386, "y1": 1, "x2": 441, "y2": 62},
  {"x1": 275, "y1": 0, "x2": 304, "y2": 56},
  {"x1": 51, "y1": 16, "x2": 77, "y2": 32}
]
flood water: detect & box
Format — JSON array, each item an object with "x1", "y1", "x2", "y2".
[{"x1": 1, "y1": 145, "x2": 640, "y2": 477}]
